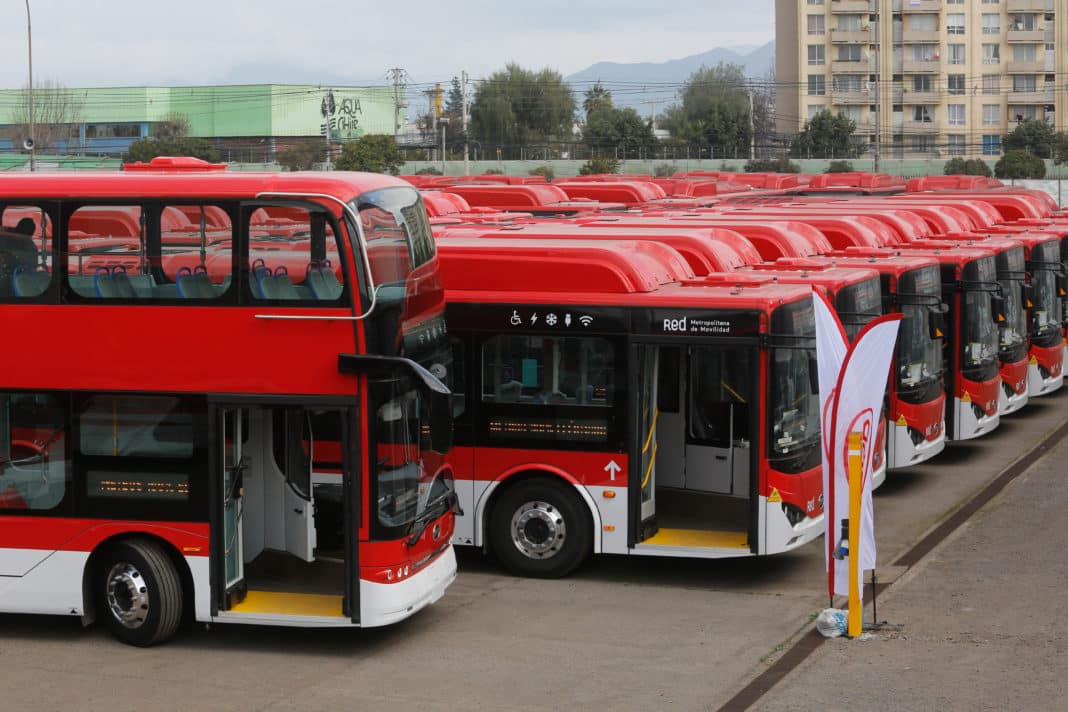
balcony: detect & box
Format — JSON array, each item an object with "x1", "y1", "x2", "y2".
[
  {"x1": 832, "y1": 91, "x2": 872, "y2": 105},
  {"x1": 1008, "y1": 89, "x2": 1054, "y2": 104},
  {"x1": 830, "y1": 0, "x2": 873, "y2": 12},
  {"x1": 902, "y1": 90, "x2": 940, "y2": 104},
  {"x1": 1006, "y1": 60, "x2": 1045, "y2": 73},
  {"x1": 900, "y1": 0, "x2": 941, "y2": 12},
  {"x1": 1007, "y1": 0, "x2": 1047, "y2": 11},
  {"x1": 1006, "y1": 29, "x2": 1046, "y2": 42},
  {"x1": 831, "y1": 29, "x2": 873, "y2": 44},
  {"x1": 901, "y1": 29, "x2": 941, "y2": 43},
  {"x1": 902, "y1": 58, "x2": 941, "y2": 73},
  {"x1": 831, "y1": 59, "x2": 872, "y2": 73},
  {"x1": 901, "y1": 119, "x2": 939, "y2": 133}
]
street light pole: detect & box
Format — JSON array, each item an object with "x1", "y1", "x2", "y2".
[
  {"x1": 439, "y1": 117, "x2": 448, "y2": 176},
  {"x1": 25, "y1": 0, "x2": 35, "y2": 172}
]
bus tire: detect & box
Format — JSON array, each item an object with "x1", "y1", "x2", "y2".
[
  {"x1": 99, "y1": 538, "x2": 183, "y2": 647},
  {"x1": 490, "y1": 478, "x2": 591, "y2": 578}
]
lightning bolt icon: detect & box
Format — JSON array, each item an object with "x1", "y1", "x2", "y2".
[{"x1": 530, "y1": 313, "x2": 538, "y2": 324}]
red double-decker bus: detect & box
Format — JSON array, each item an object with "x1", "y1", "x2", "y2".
[
  {"x1": 0, "y1": 166, "x2": 457, "y2": 645},
  {"x1": 436, "y1": 237, "x2": 823, "y2": 577}
]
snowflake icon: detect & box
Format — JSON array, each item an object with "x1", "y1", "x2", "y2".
[{"x1": 545, "y1": 313, "x2": 558, "y2": 326}]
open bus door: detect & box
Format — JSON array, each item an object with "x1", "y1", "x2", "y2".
[{"x1": 212, "y1": 402, "x2": 356, "y2": 623}]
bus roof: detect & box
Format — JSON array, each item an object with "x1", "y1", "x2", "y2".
[
  {"x1": 0, "y1": 170, "x2": 411, "y2": 203},
  {"x1": 775, "y1": 253, "x2": 940, "y2": 279},
  {"x1": 435, "y1": 237, "x2": 692, "y2": 293}
]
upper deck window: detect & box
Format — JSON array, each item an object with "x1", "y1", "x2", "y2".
[
  {"x1": 247, "y1": 205, "x2": 345, "y2": 303},
  {"x1": 0, "y1": 206, "x2": 53, "y2": 300}
]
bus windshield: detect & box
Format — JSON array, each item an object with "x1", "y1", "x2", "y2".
[
  {"x1": 962, "y1": 256, "x2": 999, "y2": 379},
  {"x1": 1029, "y1": 242, "x2": 1061, "y2": 342},
  {"x1": 896, "y1": 266, "x2": 943, "y2": 400},
  {"x1": 998, "y1": 247, "x2": 1027, "y2": 359},
  {"x1": 835, "y1": 276, "x2": 882, "y2": 342},
  {"x1": 768, "y1": 299, "x2": 820, "y2": 475}
]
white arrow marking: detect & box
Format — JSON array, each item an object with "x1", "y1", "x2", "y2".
[{"x1": 604, "y1": 460, "x2": 621, "y2": 481}]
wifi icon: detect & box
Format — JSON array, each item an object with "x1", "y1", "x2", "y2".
[{"x1": 578, "y1": 315, "x2": 593, "y2": 327}]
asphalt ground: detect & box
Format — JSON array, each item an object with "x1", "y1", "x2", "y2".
[{"x1": 0, "y1": 388, "x2": 1065, "y2": 711}]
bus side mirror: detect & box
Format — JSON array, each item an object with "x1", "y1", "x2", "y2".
[
  {"x1": 429, "y1": 390, "x2": 454, "y2": 454},
  {"x1": 928, "y1": 304, "x2": 947, "y2": 340}
]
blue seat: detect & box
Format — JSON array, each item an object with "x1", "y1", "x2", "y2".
[
  {"x1": 306, "y1": 260, "x2": 342, "y2": 300},
  {"x1": 12, "y1": 265, "x2": 50, "y2": 297}
]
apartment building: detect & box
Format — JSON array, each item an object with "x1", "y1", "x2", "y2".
[{"x1": 776, "y1": 0, "x2": 1068, "y2": 158}]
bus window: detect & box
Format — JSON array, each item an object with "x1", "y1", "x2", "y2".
[
  {"x1": 160, "y1": 204, "x2": 233, "y2": 299},
  {"x1": 0, "y1": 206, "x2": 52, "y2": 299},
  {"x1": 248, "y1": 205, "x2": 344, "y2": 303},
  {"x1": 689, "y1": 348, "x2": 751, "y2": 447},
  {"x1": 66, "y1": 206, "x2": 147, "y2": 298},
  {"x1": 78, "y1": 395, "x2": 196, "y2": 460},
  {"x1": 0, "y1": 393, "x2": 67, "y2": 511},
  {"x1": 482, "y1": 335, "x2": 616, "y2": 406}
]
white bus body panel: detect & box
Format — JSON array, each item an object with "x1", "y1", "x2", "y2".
[
  {"x1": 954, "y1": 396, "x2": 999, "y2": 441},
  {"x1": 887, "y1": 420, "x2": 945, "y2": 469},
  {"x1": 998, "y1": 384, "x2": 1029, "y2": 416},
  {"x1": 0, "y1": 550, "x2": 88, "y2": 616},
  {"x1": 1027, "y1": 362, "x2": 1063, "y2": 397}
]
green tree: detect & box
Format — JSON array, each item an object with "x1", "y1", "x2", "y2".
[
  {"x1": 659, "y1": 63, "x2": 752, "y2": 158},
  {"x1": 529, "y1": 165, "x2": 555, "y2": 181},
  {"x1": 333, "y1": 134, "x2": 405, "y2": 174},
  {"x1": 994, "y1": 150, "x2": 1046, "y2": 179},
  {"x1": 1052, "y1": 133, "x2": 1068, "y2": 165},
  {"x1": 469, "y1": 64, "x2": 577, "y2": 158},
  {"x1": 1003, "y1": 118, "x2": 1056, "y2": 159},
  {"x1": 582, "y1": 83, "x2": 613, "y2": 117},
  {"x1": 791, "y1": 110, "x2": 857, "y2": 159},
  {"x1": 276, "y1": 142, "x2": 324, "y2": 171},
  {"x1": 653, "y1": 163, "x2": 675, "y2": 177},
  {"x1": 583, "y1": 106, "x2": 658, "y2": 159},
  {"x1": 126, "y1": 136, "x2": 220, "y2": 163},
  {"x1": 744, "y1": 157, "x2": 800, "y2": 173},
  {"x1": 826, "y1": 160, "x2": 854, "y2": 173},
  {"x1": 579, "y1": 157, "x2": 620, "y2": 175},
  {"x1": 944, "y1": 157, "x2": 993, "y2": 177}
]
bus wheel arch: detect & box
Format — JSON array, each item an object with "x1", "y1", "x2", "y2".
[
  {"x1": 486, "y1": 472, "x2": 595, "y2": 578},
  {"x1": 83, "y1": 534, "x2": 191, "y2": 646}
]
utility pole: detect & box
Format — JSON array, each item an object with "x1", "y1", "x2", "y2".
[
  {"x1": 387, "y1": 67, "x2": 408, "y2": 142},
  {"x1": 461, "y1": 70, "x2": 470, "y2": 176},
  {"x1": 25, "y1": 0, "x2": 35, "y2": 172},
  {"x1": 748, "y1": 88, "x2": 755, "y2": 161}
]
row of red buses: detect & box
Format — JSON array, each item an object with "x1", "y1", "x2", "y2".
[
  {"x1": 435, "y1": 237, "x2": 824, "y2": 577},
  {"x1": 0, "y1": 166, "x2": 458, "y2": 645}
]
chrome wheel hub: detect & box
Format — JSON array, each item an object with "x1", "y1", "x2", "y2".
[
  {"x1": 106, "y1": 562, "x2": 150, "y2": 629},
  {"x1": 510, "y1": 500, "x2": 565, "y2": 559}
]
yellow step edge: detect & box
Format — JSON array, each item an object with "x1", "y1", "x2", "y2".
[
  {"x1": 230, "y1": 590, "x2": 345, "y2": 617},
  {"x1": 642, "y1": 528, "x2": 749, "y2": 549}
]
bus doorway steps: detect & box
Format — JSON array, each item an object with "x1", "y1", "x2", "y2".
[
  {"x1": 243, "y1": 550, "x2": 344, "y2": 596},
  {"x1": 654, "y1": 487, "x2": 748, "y2": 533}
]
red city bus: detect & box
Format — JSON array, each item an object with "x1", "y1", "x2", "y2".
[
  {"x1": 436, "y1": 237, "x2": 823, "y2": 577},
  {"x1": 0, "y1": 168, "x2": 457, "y2": 645}
]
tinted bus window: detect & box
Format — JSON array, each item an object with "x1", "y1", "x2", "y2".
[
  {"x1": 482, "y1": 335, "x2": 615, "y2": 406},
  {"x1": 248, "y1": 205, "x2": 344, "y2": 303},
  {"x1": 0, "y1": 206, "x2": 53, "y2": 299},
  {"x1": 0, "y1": 393, "x2": 67, "y2": 511}
]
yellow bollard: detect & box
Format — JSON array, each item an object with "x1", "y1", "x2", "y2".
[{"x1": 847, "y1": 431, "x2": 864, "y2": 637}]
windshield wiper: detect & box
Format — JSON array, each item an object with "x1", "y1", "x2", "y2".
[{"x1": 405, "y1": 490, "x2": 462, "y2": 547}]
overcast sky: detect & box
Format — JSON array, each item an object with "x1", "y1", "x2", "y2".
[{"x1": 1, "y1": 1, "x2": 774, "y2": 89}]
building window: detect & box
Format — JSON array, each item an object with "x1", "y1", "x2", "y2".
[
  {"x1": 1013, "y1": 75, "x2": 1037, "y2": 93},
  {"x1": 946, "y1": 14, "x2": 964, "y2": 35},
  {"x1": 1010, "y1": 14, "x2": 1038, "y2": 31},
  {"x1": 837, "y1": 14, "x2": 863, "y2": 32},
  {"x1": 807, "y1": 105, "x2": 825, "y2": 120},
  {"x1": 808, "y1": 15, "x2": 825, "y2": 35},
  {"x1": 982, "y1": 14, "x2": 1001, "y2": 35},
  {"x1": 948, "y1": 74, "x2": 965, "y2": 95},
  {"x1": 910, "y1": 44, "x2": 938, "y2": 62},
  {"x1": 85, "y1": 124, "x2": 141, "y2": 139},
  {"x1": 807, "y1": 0, "x2": 824, "y2": 4},
  {"x1": 983, "y1": 105, "x2": 1001, "y2": 126},
  {"x1": 948, "y1": 105, "x2": 966, "y2": 126},
  {"x1": 808, "y1": 45, "x2": 826, "y2": 65},
  {"x1": 909, "y1": 15, "x2": 936, "y2": 32},
  {"x1": 983, "y1": 135, "x2": 1001, "y2": 156},
  {"x1": 948, "y1": 44, "x2": 965, "y2": 65},
  {"x1": 1013, "y1": 44, "x2": 1037, "y2": 63},
  {"x1": 808, "y1": 75, "x2": 826, "y2": 96},
  {"x1": 837, "y1": 45, "x2": 862, "y2": 62},
  {"x1": 982, "y1": 44, "x2": 1001, "y2": 64},
  {"x1": 913, "y1": 106, "x2": 934, "y2": 123},
  {"x1": 982, "y1": 0, "x2": 999, "y2": 4},
  {"x1": 1010, "y1": 106, "x2": 1038, "y2": 122},
  {"x1": 834, "y1": 75, "x2": 863, "y2": 93},
  {"x1": 912, "y1": 76, "x2": 933, "y2": 92},
  {"x1": 947, "y1": 135, "x2": 966, "y2": 156},
  {"x1": 983, "y1": 74, "x2": 1001, "y2": 95}
]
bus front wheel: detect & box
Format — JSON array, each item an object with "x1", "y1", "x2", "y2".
[
  {"x1": 99, "y1": 538, "x2": 183, "y2": 647},
  {"x1": 490, "y1": 478, "x2": 591, "y2": 578}
]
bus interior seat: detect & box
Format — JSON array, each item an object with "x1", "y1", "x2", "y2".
[
  {"x1": 93, "y1": 266, "x2": 137, "y2": 299},
  {"x1": 498, "y1": 380, "x2": 523, "y2": 402},
  {"x1": 306, "y1": 261, "x2": 342, "y2": 300},
  {"x1": 177, "y1": 265, "x2": 215, "y2": 298},
  {"x1": 260, "y1": 266, "x2": 301, "y2": 300},
  {"x1": 12, "y1": 265, "x2": 50, "y2": 297}
]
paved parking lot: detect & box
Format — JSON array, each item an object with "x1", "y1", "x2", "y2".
[{"x1": 2, "y1": 390, "x2": 1065, "y2": 711}]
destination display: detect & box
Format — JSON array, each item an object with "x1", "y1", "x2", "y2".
[{"x1": 87, "y1": 471, "x2": 190, "y2": 500}]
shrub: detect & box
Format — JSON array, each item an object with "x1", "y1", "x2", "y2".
[
  {"x1": 414, "y1": 166, "x2": 442, "y2": 175},
  {"x1": 653, "y1": 163, "x2": 675, "y2": 177},
  {"x1": 826, "y1": 160, "x2": 854, "y2": 173},
  {"x1": 579, "y1": 157, "x2": 620, "y2": 175},
  {"x1": 529, "y1": 165, "x2": 555, "y2": 181},
  {"x1": 743, "y1": 157, "x2": 800, "y2": 173},
  {"x1": 994, "y1": 151, "x2": 1046, "y2": 180}
]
